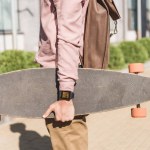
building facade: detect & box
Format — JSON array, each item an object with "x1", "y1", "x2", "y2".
[
  {"x1": 0, "y1": 0, "x2": 40, "y2": 51},
  {"x1": 111, "y1": 0, "x2": 150, "y2": 43},
  {"x1": 0, "y1": 0, "x2": 150, "y2": 51}
]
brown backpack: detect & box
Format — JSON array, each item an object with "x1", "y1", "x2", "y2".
[{"x1": 83, "y1": 0, "x2": 121, "y2": 69}]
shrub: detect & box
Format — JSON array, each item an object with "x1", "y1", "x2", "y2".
[
  {"x1": 23, "y1": 51, "x2": 40, "y2": 68},
  {"x1": 119, "y1": 41, "x2": 149, "y2": 64},
  {"x1": 0, "y1": 50, "x2": 40, "y2": 74},
  {"x1": 137, "y1": 38, "x2": 150, "y2": 57},
  {"x1": 108, "y1": 45, "x2": 125, "y2": 69}
]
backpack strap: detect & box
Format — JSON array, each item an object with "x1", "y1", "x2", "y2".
[
  {"x1": 104, "y1": 0, "x2": 121, "y2": 21},
  {"x1": 104, "y1": 0, "x2": 120, "y2": 37}
]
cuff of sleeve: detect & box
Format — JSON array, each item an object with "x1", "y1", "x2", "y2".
[{"x1": 59, "y1": 81, "x2": 76, "y2": 92}]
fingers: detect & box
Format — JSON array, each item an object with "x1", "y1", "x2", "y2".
[
  {"x1": 55, "y1": 109, "x2": 68, "y2": 122},
  {"x1": 43, "y1": 105, "x2": 54, "y2": 118},
  {"x1": 61, "y1": 117, "x2": 73, "y2": 122},
  {"x1": 43, "y1": 101, "x2": 75, "y2": 122},
  {"x1": 55, "y1": 111, "x2": 73, "y2": 122},
  {"x1": 55, "y1": 113, "x2": 62, "y2": 121},
  {"x1": 60, "y1": 113, "x2": 74, "y2": 122}
]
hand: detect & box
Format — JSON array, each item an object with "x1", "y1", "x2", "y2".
[{"x1": 42, "y1": 100, "x2": 75, "y2": 122}]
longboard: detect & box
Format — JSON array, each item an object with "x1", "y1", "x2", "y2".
[{"x1": 0, "y1": 68, "x2": 150, "y2": 118}]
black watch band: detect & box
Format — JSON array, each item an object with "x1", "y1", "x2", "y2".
[{"x1": 58, "y1": 91, "x2": 74, "y2": 101}]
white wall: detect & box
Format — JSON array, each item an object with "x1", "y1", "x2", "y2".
[
  {"x1": 0, "y1": 34, "x2": 24, "y2": 51},
  {"x1": 110, "y1": 0, "x2": 137, "y2": 43},
  {"x1": 18, "y1": 0, "x2": 40, "y2": 51}
]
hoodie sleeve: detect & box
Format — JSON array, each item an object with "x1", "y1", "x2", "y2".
[{"x1": 55, "y1": 0, "x2": 84, "y2": 92}]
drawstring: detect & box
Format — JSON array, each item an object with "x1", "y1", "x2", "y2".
[{"x1": 110, "y1": 20, "x2": 118, "y2": 37}]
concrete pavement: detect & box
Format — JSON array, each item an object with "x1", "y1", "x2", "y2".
[{"x1": 1, "y1": 63, "x2": 150, "y2": 150}]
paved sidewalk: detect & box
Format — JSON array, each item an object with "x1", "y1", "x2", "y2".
[{"x1": 1, "y1": 64, "x2": 150, "y2": 150}]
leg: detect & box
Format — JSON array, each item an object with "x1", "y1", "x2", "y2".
[{"x1": 45, "y1": 115, "x2": 88, "y2": 150}]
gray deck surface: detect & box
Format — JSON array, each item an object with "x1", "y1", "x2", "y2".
[
  {"x1": 1, "y1": 65, "x2": 150, "y2": 150},
  {"x1": 0, "y1": 68, "x2": 150, "y2": 117}
]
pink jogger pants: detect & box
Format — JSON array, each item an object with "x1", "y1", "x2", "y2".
[{"x1": 35, "y1": 0, "x2": 89, "y2": 92}]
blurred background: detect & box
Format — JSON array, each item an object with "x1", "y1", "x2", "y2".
[
  {"x1": 0, "y1": 0, "x2": 150, "y2": 51},
  {"x1": 0, "y1": 0, "x2": 40, "y2": 51},
  {"x1": 0, "y1": 0, "x2": 150, "y2": 71}
]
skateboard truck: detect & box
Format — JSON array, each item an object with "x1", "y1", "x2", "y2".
[{"x1": 128, "y1": 63, "x2": 147, "y2": 118}]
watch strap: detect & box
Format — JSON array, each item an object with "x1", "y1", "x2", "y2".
[{"x1": 58, "y1": 91, "x2": 74, "y2": 100}]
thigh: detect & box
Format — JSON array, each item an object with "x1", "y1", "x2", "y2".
[{"x1": 45, "y1": 115, "x2": 88, "y2": 150}]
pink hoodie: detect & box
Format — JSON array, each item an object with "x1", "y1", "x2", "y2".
[{"x1": 35, "y1": 0, "x2": 89, "y2": 92}]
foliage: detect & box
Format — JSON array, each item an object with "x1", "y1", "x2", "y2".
[
  {"x1": 108, "y1": 45, "x2": 125, "y2": 69},
  {"x1": 119, "y1": 41, "x2": 149, "y2": 64},
  {"x1": 0, "y1": 50, "x2": 40, "y2": 73},
  {"x1": 137, "y1": 38, "x2": 150, "y2": 57}
]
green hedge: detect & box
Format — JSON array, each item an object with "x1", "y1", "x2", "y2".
[
  {"x1": 137, "y1": 38, "x2": 150, "y2": 57},
  {"x1": 1, "y1": 39, "x2": 150, "y2": 73},
  {"x1": 0, "y1": 50, "x2": 40, "y2": 74},
  {"x1": 119, "y1": 41, "x2": 149, "y2": 64},
  {"x1": 108, "y1": 45, "x2": 125, "y2": 69}
]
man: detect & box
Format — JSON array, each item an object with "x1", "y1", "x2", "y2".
[{"x1": 35, "y1": 0, "x2": 89, "y2": 149}]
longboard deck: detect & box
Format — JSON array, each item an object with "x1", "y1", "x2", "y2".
[{"x1": 0, "y1": 68, "x2": 150, "y2": 118}]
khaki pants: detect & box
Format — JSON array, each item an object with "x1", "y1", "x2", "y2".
[{"x1": 45, "y1": 115, "x2": 88, "y2": 150}]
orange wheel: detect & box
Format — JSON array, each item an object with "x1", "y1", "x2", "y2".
[
  {"x1": 128, "y1": 63, "x2": 144, "y2": 74},
  {"x1": 131, "y1": 108, "x2": 147, "y2": 118}
]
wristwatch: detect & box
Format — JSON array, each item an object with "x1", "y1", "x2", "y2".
[{"x1": 58, "y1": 91, "x2": 74, "y2": 101}]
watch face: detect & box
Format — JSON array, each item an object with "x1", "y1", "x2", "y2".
[{"x1": 62, "y1": 91, "x2": 70, "y2": 99}]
